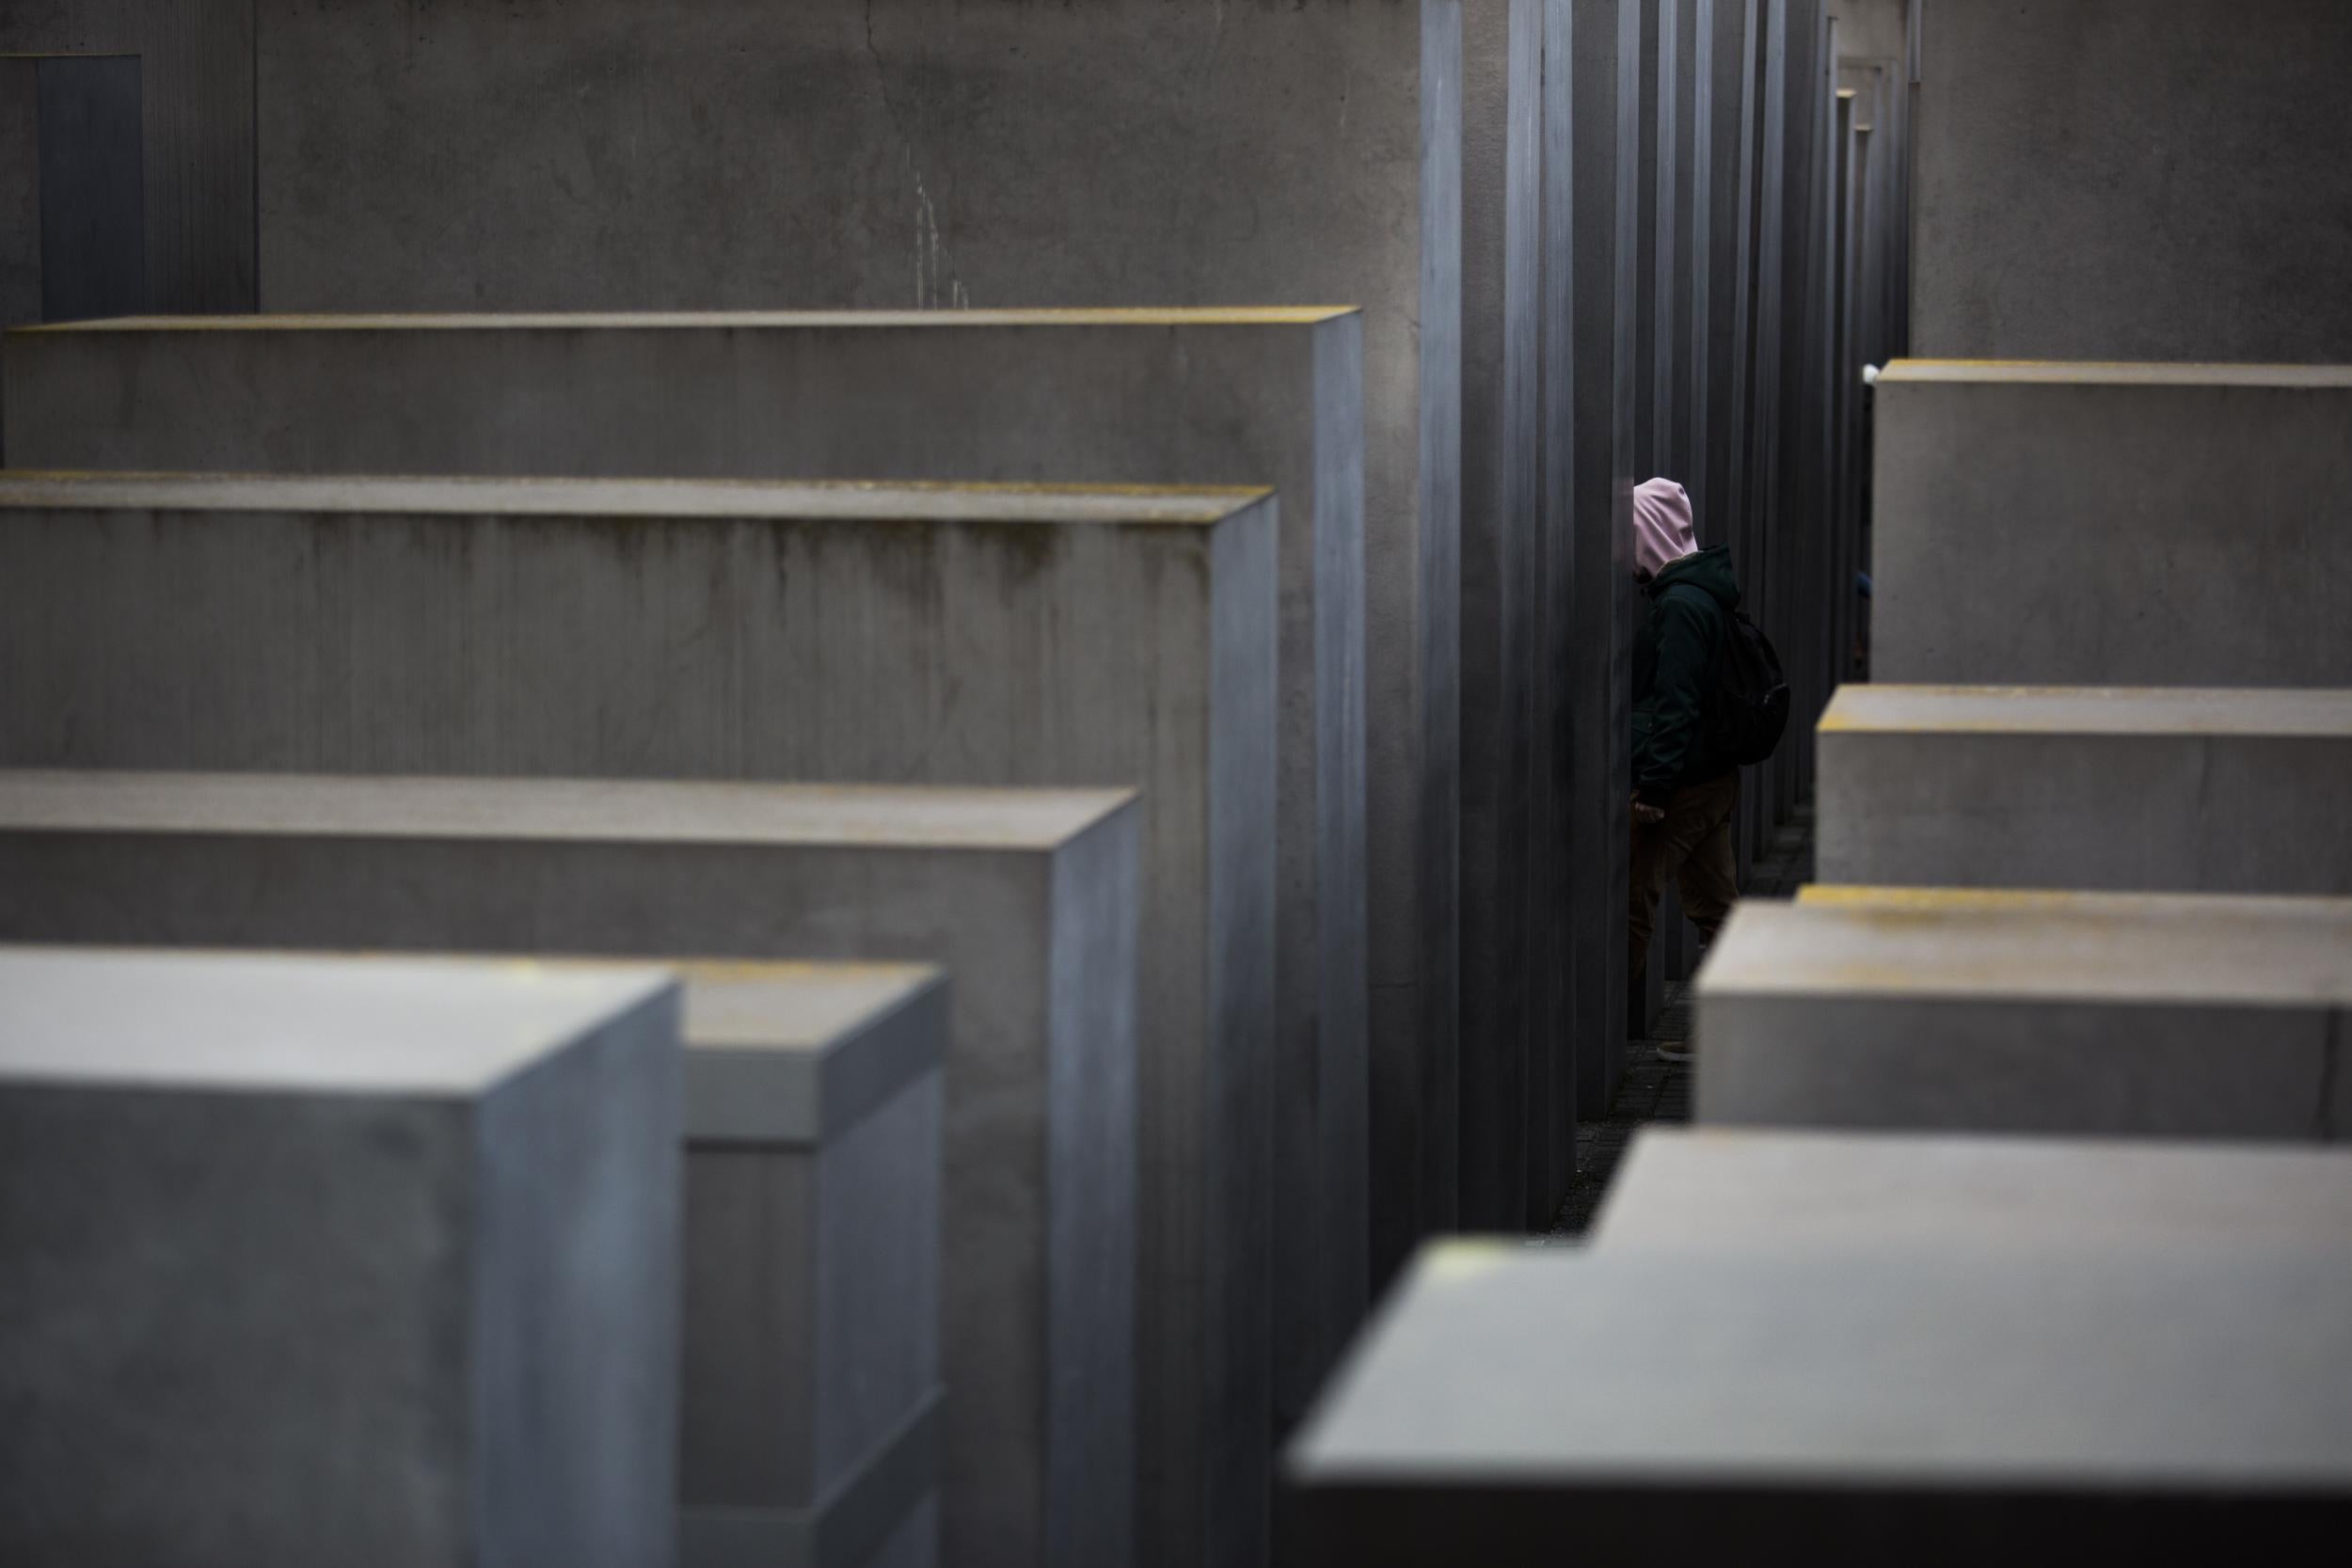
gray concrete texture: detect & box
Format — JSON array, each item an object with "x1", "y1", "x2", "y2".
[
  {"x1": 1873, "y1": 361, "x2": 2352, "y2": 687},
  {"x1": 1593, "y1": 1125, "x2": 2352, "y2": 1254},
  {"x1": 1913, "y1": 0, "x2": 2352, "y2": 363},
  {"x1": 1692, "y1": 891, "x2": 2352, "y2": 1140},
  {"x1": 675, "y1": 962, "x2": 946, "y2": 1568},
  {"x1": 1562, "y1": 0, "x2": 1641, "y2": 1131},
  {"x1": 0, "y1": 946, "x2": 682, "y2": 1568},
  {"x1": 0, "y1": 309, "x2": 1370, "y2": 1450},
  {"x1": 0, "y1": 768, "x2": 1136, "y2": 1568},
  {"x1": 0, "y1": 59, "x2": 44, "y2": 325},
  {"x1": 245, "y1": 0, "x2": 1465, "y2": 1309},
  {"x1": 1816, "y1": 685, "x2": 2352, "y2": 895},
  {"x1": 1283, "y1": 1241, "x2": 2352, "y2": 1561},
  {"x1": 1455, "y1": 0, "x2": 1541, "y2": 1237},
  {"x1": 0, "y1": 1, "x2": 256, "y2": 313}
]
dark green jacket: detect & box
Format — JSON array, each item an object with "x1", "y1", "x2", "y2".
[{"x1": 1632, "y1": 545, "x2": 1741, "y2": 806}]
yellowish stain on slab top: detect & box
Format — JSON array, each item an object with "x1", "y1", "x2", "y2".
[
  {"x1": 1700, "y1": 896, "x2": 2352, "y2": 1005},
  {"x1": 1797, "y1": 885, "x2": 2352, "y2": 923},
  {"x1": 10, "y1": 306, "x2": 1361, "y2": 334},
  {"x1": 0, "y1": 769, "x2": 1139, "y2": 852},
  {"x1": 1879, "y1": 358, "x2": 2352, "y2": 388},
  {"x1": 0, "y1": 470, "x2": 1274, "y2": 526},
  {"x1": 1818, "y1": 683, "x2": 2352, "y2": 738}
]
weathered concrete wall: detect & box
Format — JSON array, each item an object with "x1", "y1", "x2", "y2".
[
  {"x1": 1693, "y1": 893, "x2": 2352, "y2": 1139},
  {"x1": 1816, "y1": 686, "x2": 2352, "y2": 896},
  {"x1": 1593, "y1": 1126, "x2": 2352, "y2": 1252},
  {"x1": 0, "y1": 1, "x2": 254, "y2": 313},
  {"x1": 247, "y1": 3, "x2": 1465, "y2": 1302},
  {"x1": 1286, "y1": 1242, "x2": 2352, "y2": 1561},
  {"x1": 0, "y1": 948, "x2": 681, "y2": 1567},
  {"x1": 1, "y1": 309, "x2": 1368, "y2": 1447},
  {"x1": 1874, "y1": 362, "x2": 2352, "y2": 687},
  {"x1": 0, "y1": 771, "x2": 1133, "y2": 1568},
  {"x1": 1913, "y1": 0, "x2": 2352, "y2": 361},
  {"x1": 0, "y1": 473, "x2": 1271, "y2": 1568}
]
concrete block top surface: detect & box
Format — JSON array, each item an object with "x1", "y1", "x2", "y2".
[
  {"x1": 0, "y1": 945, "x2": 674, "y2": 1095},
  {"x1": 1290, "y1": 1242, "x2": 2352, "y2": 1489},
  {"x1": 0, "y1": 470, "x2": 1273, "y2": 528},
  {"x1": 6, "y1": 306, "x2": 1359, "y2": 335},
  {"x1": 1593, "y1": 1127, "x2": 2352, "y2": 1255},
  {"x1": 1700, "y1": 893, "x2": 2352, "y2": 1006},
  {"x1": 1879, "y1": 359, "x2": 2352, "y2": 389},
  {"x1": 672, "y1": 959, "x2": 945, "y2": 1146},
  {"x1": 1820, "y1": 684, "x2": 2352, "y2": 738},
  {"x1": 0, "y1": 769, "x2": 1136, "y2": 852}
]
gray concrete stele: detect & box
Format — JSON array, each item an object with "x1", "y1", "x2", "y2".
[
  {"x1": 1816, "y1": 684, "x2": 2352, "y2": 895},
  {"x1": 1692, "y1": 887, "x2": 2352, "y2": 1140},
  {"x1": 1284, "y1": 1241, "x2": 2352, "y2": 1563},
  {"x1": 1872, "y1": 361, "x2": 2352, "y2": 688},
  {"x1": 0, "y1": 769, "x2": 1136, "y2": 1568},
  {"x1": 1593, "y1": 1124, "x2": 2352, "y2": 1254},
  {"x1": 0, "y1": 947, "x2": 681, "y2": 1568},
  {"x1": 1911, "y1": 0, "x2": 2352, "y2": 364},
  {"x1": 673, "y1": 961, "x2": 946, "y2": 1568}
]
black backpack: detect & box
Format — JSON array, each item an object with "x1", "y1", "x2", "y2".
[{"x1": 1703, "y1": 609, "x2": 1789, "y2": 767}]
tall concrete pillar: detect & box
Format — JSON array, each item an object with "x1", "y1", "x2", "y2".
[{"x1": 1555, "y1": 0, "x2": 1642, "y2": 1120}]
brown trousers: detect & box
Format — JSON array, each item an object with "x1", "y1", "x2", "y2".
[{"x1": 1628, "y1": 770, "x2": 1740, "y2": 990}]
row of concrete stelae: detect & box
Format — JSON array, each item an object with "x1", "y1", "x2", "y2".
[{"x1": 1284, "y1": 372, "x2": 2352, "y2": 1556}]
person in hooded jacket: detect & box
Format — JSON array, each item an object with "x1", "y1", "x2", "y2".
[{"x1": 1628, "y1": 478, "x2": 1741, "y2": 1050}]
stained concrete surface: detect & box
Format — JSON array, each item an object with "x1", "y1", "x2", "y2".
[
  {"x1": 1285, "y1": 1243, "x2": 2352, "y2": 1561},
  {"x1": 1873, "y1": 361, "x2": 2352, "y2": 687},
  {"x1": 1817, "y1": 685, "x2": 2352, "y2": 896},
  {"x1": 1593, "y1": 1126, "x2": 2352, "y2": 1254},
  {"x1": 0, "y1": 947, "x2": 682, "y2": 1568},
  {"x1": 1912, "y1": 0, "x2": 2352, "y2": 363}
]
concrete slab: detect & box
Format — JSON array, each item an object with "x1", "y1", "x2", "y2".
[
  {"x1": 1815, "y1": 684, "x2": 2352, "y2": 895},
  {"x1": 2, "y1": 305, "x2": 1372, "y2": 1442},
  {"x1": 1593, "y1": 1125, "x2": 2352, "y2": 1253},
  {"x1": 1911, "y1": 0, "x2": 2352, "y2": 363},
  {"x1": 1874, "y1": 361, "x2": 2352, "y2": 687},
  {"x1": 0, "y1": 945, "x2": 681, "y2": 1568},
  {"x1": 1284, "y1": 1242, "x2": 2352, "y2": 1562},
  {"x1": 0, "y1": 770, "x2": 1138, "y2": 1568},
  {"x1": 673, "y1": 961, "x2": 946, "y2": 1568},
  {"x1": 1691, "y1": 891, "x2": 2352, "y2": 1139}
]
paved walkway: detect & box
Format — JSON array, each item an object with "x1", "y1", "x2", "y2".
[{"x1": 1547, "y1": 805, "x2": 1814, "y2": 1239}]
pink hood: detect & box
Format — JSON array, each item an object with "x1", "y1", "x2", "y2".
[{"x1": 1633, "y1": 478, "x2": 1698, "y2": 579}]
